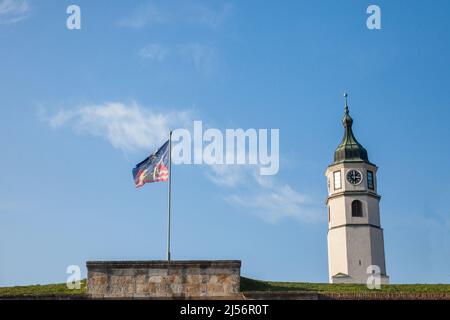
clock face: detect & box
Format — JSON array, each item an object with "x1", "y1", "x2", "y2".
[{"x1": 346, "y1": 170, "x2": 362, "y2": 185}]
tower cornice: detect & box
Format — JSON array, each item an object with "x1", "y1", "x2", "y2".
[
  {"x1": 326, "y1": 160, "x2": 378, "y2": 171},
  {"x1": 328, "y1": 223, "x2": 383, "y2": 232}
]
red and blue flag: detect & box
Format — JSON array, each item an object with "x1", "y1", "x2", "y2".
[{"x1": 132, "y1": 140, "x2": 169, "y2": 188}]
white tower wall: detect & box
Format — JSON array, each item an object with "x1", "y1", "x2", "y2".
[{"x1": 326, "y1": 159, "x2": 389, "y2": 284}]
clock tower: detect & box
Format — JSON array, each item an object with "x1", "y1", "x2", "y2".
[{"x1": 326, "y1": 94, "x2": 389, "y2": 284}]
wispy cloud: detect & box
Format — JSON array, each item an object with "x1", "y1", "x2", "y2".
[
  {"x1": 206, "y1": 165, "x2": 248, "y2": 188},
  {"x1": 0, "y1": 0, "x2": 30, "y2": 24},
  {"x1": 177, "y1": 43, "x2": 217, "y2": 74},
  {"x1": 138, "y1": 44, "x2": 168, "y2": 62},
  {"x1": 207, "y1": 165, "x2": 322, "y2": 224},
  {"x1": 139, "y1": 42, "x2": 217, "y2": 74},
  {"x1": 186, "y1": 2, "x2": 234, "y2": 29},
  {"x1": 118, "y1": 2, "x2": 166, "y2": 28},
  {"x1": 43, "y1": 102, "x2": 191, "y2": 152},
  {"x1": 119, "y1": 1, "x2": 234, "y2": 29}
]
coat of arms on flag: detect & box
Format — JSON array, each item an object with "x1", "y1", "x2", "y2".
[{"x1": 132, "y1": 140, "x2": 170, "y2": 188}]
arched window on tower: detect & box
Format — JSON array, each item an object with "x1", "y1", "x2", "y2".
[{"x1": 352, "y1": 200, "x2": 363, "y2": 217}]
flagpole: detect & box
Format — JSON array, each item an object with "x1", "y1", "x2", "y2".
[{"x1": 167, "y1": 131, "x2": 172, "y2": 261}]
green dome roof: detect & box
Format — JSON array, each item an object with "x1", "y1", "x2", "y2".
[{"x1": 333, "y1": 96, "x2": 369, "y2": 164}]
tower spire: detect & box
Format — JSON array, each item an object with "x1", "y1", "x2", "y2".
[{"x1": 333, "y1": 93, "x2": 369, "y2": 164}]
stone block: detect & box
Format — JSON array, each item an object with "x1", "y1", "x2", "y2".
[{"x1": 87, "y1": 260, "x2": 241, "y2": 298}]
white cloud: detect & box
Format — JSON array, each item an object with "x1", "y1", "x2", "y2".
[
  {"x1": 177, "y1": 43, "x2": 217, "y2": 74},
  {"x1": 119, "y1": 2, "x2": 233, "y2": 29},
  {"x1": 44, "y1": 102, "x2": 191, "y2": 152},
  {"x1": 138, "y1": 42, "x2": 217, "y2": 74},
  {"x1": 0, "y1": 0, "x2": 29, "y2": 24},
  {"x1": 228, "y1": 185, "x2": 318, "y2": 223},
  {"x1": 206, "y1": 165, "x2": 248, "y2": 188},
  {"x1": 187, "y1": 3, "x2": 234, "y2": 29},
  {"x1": 118, "y1": 3, "x2": 166, "y2": 28},
  {"x1": 43, "y1": 102, "x2": 319, "y2": 224},
  {"x1": 206, "y1": 164, "x2": 321, "y2": 224},
  {"x1": 138, "y1": 44, "x2": 168, "y2": 62}
]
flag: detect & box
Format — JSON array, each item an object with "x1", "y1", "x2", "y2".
[{"x1": 132, "y1": 140, "x2": 169, "y2": 188}]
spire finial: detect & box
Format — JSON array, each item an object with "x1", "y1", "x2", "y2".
[
  {"x1": 343, "y1": 92, "x2": 349, "y2": 114},
  {"x1": 342, "y1": 92, "x2": 353, "y2": 128}
]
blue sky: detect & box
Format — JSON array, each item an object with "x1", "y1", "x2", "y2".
[{"x1": 0, "y1": 0, "x2": 449, "y2": 286}]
